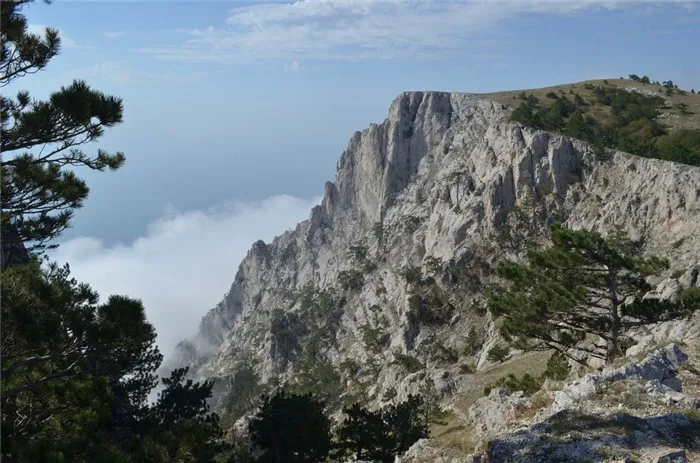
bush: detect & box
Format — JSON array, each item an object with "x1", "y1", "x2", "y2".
[
  {"x1": 459, "y1": 362, "x2": 476, "y2": 374},
  {"x1": 391, "y1": 352, "x2": 425, "y2": 373},
  {"x1": 338, "y1": 269, "x2": 365, "y2": 291},
  {"x1": 487, "y1": 344, "x2": 510, "y2": 363},
  {"x1": 542, "y1": 351, "x2": 570, "y2": 381},
  {"x1": 463, "y1": 326, "x2": 484, "y2": 356},
  {"x1": 361, "y1": 323, "x2": 391, "y2": 353},
  {"x1": 249, "y1": 390, "x2": 332, "y2": 463},
  {"x1": 484, "y1": 373, "x2": 542, "y2": 396},
  {"x1": 511, "y1": 82, "x2": 700, "y2": 166},
  {"x1": 399, "y1": 266, "x2": 423, "y2": 285},
  {"x1": 220, "y1": 363, "x2": 263, "y2": 428},
  {"x1": 402, "y1": 216, "x2": 422, "y2": 234},
  {"x1": 671, "y1": 269, "x2": 686, "y2": 279},
  {"x1": 338, "y1": 395, "x2": 428, "y2": 462}
]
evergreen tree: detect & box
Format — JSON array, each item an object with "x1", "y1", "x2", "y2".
[
  {"x1": 488, "y1": 225, "x2": 699, "y2": 364},
  {"x1": 1, "y1": 0, "x2": 125, "y2": 255},
  {"x1": 1, "y1": 2, "x2": 230, "y2": 461},
  {"x1": 337, "y1": 395, "x2": 428, "y2": 463},
  {"x1": 248, "y1": 390, "x2": 332, "y2": 463}
]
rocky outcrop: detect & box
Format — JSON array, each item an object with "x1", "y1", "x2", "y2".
[
  {"x1": 461, "y1": 345, "x2": 700, "y2": 463},
  {"x1": 171, "y1": 91, "x2": 700, "y2": 451}
]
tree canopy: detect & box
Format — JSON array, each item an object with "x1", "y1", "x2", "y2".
[
  {"x1": 1, "y1": 2, "x2": 231, "y2": 461},
  {"x1": 488, "y1": 225, "x2": 699, "y2": 364}
]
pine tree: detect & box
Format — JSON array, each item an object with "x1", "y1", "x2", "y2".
[
  {"x1": 488, "y1": 225, "x2": 699, "y2": 364},
  {"x1": 1, "y1": 0, "x2": 125, "y2": 255},
  {"x1": 337, "y1": 395, "x2": 428, "y2": 463},
  {"x1": 1, "y1": 2, "x2": 230, "y2": 461},
  {"x1": 248, "y1": 390, "x2": 332, "y2": 463}
]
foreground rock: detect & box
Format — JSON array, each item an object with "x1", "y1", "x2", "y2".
[{"x1": 452, "y1": 345, "x2": 700, "y2": 463}]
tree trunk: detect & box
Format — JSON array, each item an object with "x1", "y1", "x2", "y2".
[{"x1": 606, "y1": 267, "x2": 620, "y2": 364}]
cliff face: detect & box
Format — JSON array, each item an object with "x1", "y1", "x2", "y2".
[{"x1": 173, "y1": 91, "x2": 700, "y2": 430}]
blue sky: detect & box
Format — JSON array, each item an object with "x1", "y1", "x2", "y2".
[{"x1": 15, "y1": 0, "x2": 699, "y2": 354}]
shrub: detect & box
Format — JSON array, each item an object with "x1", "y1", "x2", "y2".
[
  {"x1": 338, "y1": 269, "x2": 365, "y2": 291},
  {"x1": 459, "y1": 362, "x2": 476, "y2": 374},
  {"x1": 546, "y1": 91, "x2": 558, "y2": 99},
  {"x1": 463, "y1": 326, "x2": 484, "y2": 356},
  {"x1": 383, "y1": 386, "x2": 398, "y2": 402},
  {"x1": 402, "y1": 216, "x2": 422, "y2": 234},
  {"x1": 249, "y1": 390, "x2": 332, "y2": 463},
  {"x1": 338, "y1": 395, "x2": 428, "y2": 462},
  {"x1": 542, "y1": 351, "x2": 570, "y2": 381},
  {"x1": 391, "y1": 352, "x2": 425, "y2": 373},
  {"x1": 671, "y1": 268, "x2": 686, "y2": 279},
  {"x1": 399, "y1": 266, "x2": 423, "y2": 285},
  {"x1": 487, "y1": 344, "x2": 510, "y2": 363},
  {"x1": 361, "y1": 323, "x2": 391, "y2": 353},
  {"x1": 484, "y1": 373, "x2": 542, "y2": 396},
  {"x1": 373, "y1": 222, "x2": 384, "y2": 245}
]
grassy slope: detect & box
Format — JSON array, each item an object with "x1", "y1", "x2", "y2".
[
  {"x1": 481, "y1": 78, "x2": 700, "y2": 132},
  {"x1": 431, "y1": 351, "x2": 552, "y2": 455}
]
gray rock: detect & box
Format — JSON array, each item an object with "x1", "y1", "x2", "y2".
[
  {"x1": 164, "y1": 90, "x2": 700, "y2": 436},
  {"x1": 654, "y1": 449, "x2": 686, "y2": 463}
]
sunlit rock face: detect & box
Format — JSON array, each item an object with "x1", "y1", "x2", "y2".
[{"x1": 171, "y1": 91, "x2": 700, "y2": 423}]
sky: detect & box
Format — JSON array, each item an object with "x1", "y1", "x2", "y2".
[{"x1": 12, "y1": 0, "x2": 700, "y2": 356}]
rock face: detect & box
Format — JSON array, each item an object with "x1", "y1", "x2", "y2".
[
  {"x1": 172, "y1": 91, "x2": 700, "y2": 430},
  {"x1": 468, "y1": 345, "x2": 700, "y2": 463}
]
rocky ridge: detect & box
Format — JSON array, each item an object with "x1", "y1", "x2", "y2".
[{"x1": 172, "y1": 89, "x2": 700, "y2": 460}]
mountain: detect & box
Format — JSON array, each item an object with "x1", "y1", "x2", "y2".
[{"x1": 170, "y1": 81, "x2": 700, "y2": 460}]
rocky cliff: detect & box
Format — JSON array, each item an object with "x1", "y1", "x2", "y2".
[{"x1": 172, "y1": 90, "x2": 700, "y2": 459}]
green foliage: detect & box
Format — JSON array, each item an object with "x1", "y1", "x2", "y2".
[
  {"x1": 671, "y1": 268, "x2": 686, "y2": 279},
  {"x1": 391, "y1": 352, "x2": 425, "y2": 373},
  {"x1": 423, "y1": 256, "x2": 445, "y2": 276},
  {"x1": 463, "y1": 326, "x2": 485, "y2": 356},
  {"x1": 1, "y1": 2, "x2": 126, "y2": 253},
  {"x1": 542, "y1": 352, "x2": 570, "y2": 381},
  {"x1": 399, "y1": 266, "x2": 423, "y2": 285},
  {"x1": 488, "y1": 225, "x2": 697, "y2": 364},
  {"x1": 493, "y1": 187, "x2": 566, "y2": 257},
  {"x1": 484, "y1": 351, "x2": 570, "y2": 398},
  {"x1": 220, "y1": 362, "x2": 263, "y2": 428},
  {"x1": 418, "y1": 378, "x2": 449, "y2": 425},
  {"x1": 407, "y1": 284, "x2": 454, "y2": 327},
  {"x1": 484, "y1": 373, "x2": 542, "y2": 396},
  {"x1": 0, "y1": 3, "x2": 230, "y2": 461},
  {"x1": 1, "y1": 260, "x2": 228, "y2": 461},
  {"x1": 248, "y1": 390, "x2": 332, "y2": 463},
  {"x1": 292, "y1": 356, "x2": 343, "y2": 407},
  {"x1": 337, "y1": 395, "x2": 428, "y2": 462},
  {"x1": 459, "y1": 362, "x2": 476, "y2": 374},
  {"x1": 487, "y1": 344, "x2": 510, "y2": 363},
  {"x1": 361, "y1": 322, "x2": 391, "y2": 354},
  {"x1": 402, "y1": 216, "x2": 422, "y2": 234},
  {"x1": 338, "y1": 268, "x2": 365, "y2": 291},
  {"x1": 510, "y1": 82, "x2": 700, "y2": 166},
  {"x1": 270, "y1": 309, "x2": 308, "y2": 368},
  {"x1": 372, "y1": 222, "x2": 385, "y2": 246}
]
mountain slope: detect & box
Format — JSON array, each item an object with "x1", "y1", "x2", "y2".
[{"x1": 170, "y1": 87, "x2": 700, "y2": 457}]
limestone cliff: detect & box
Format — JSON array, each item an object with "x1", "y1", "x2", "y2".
[{"x1": 171, "y1": 90, "x2": 700, "y2": 458}]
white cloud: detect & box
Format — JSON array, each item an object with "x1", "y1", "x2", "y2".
[
  {"x1": 50, "y1": 195, "x2": 321, "y2": 358},
  {"x1": 135, "y1": 0, "x2": 692, "y2": 63},
  {"x1": 28, "y1": 24, "x2": 92, "y2": 49},
  {"x1": 284, "y1": 59, "x2": 303, "y2": 72},
  {"x1": 104, "y1": 31, "x2": 127, "y2": 39}
]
